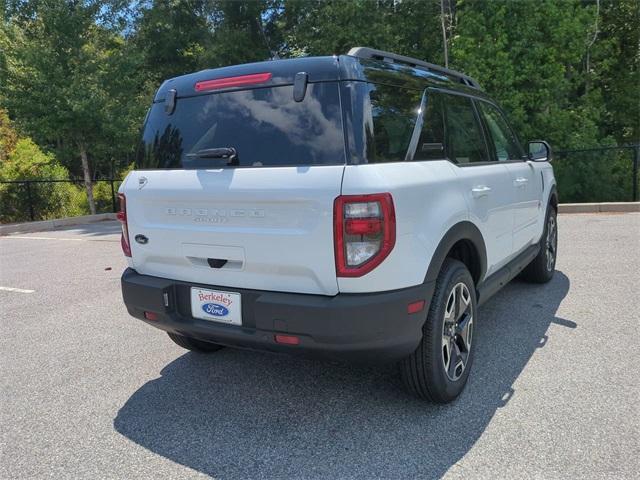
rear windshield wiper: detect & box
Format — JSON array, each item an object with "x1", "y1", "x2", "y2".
[{"x1": 187, "y1": 147, "x2": 239, "y2": 165}]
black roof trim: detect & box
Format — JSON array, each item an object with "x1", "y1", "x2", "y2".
[{"x1": 347, "y1": 47, "x2": 481, "y2": 90}]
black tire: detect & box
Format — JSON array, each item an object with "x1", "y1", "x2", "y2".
[
  {"x1": 521, "y1": 205, "x2": 557, "y2": 283},
  {"x1": 167, "y1": 332, "x2": 224, "y2": 352},
  {"x1": 400, "y1": 259, "x2": 477, "y2": 403}
]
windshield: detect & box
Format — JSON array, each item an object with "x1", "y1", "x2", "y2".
[{"x1": 137, "y1": 82, "x2": 345, "y2": 169}]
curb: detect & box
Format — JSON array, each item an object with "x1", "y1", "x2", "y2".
[
  {"x1": 0, "y1": 213, "x2": 117, "y2": 235},
  {"x1": 558, "y1": 202, "x2": 640, "y2": 214},
  {"x1": 1, "y1": 203, "x2": 638, "y2": 235}
]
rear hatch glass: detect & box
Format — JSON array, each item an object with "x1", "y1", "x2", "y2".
[{"x1": 137, "y1": 82, "x2": 345, "y2": 169}]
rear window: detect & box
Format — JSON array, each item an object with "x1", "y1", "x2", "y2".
[
  {"x1": 444, "y1": 94, "x2": 490, "y2": 164},
  {"x1": 137, "y1": 82, "x2": 345, "y2": 169},
  {"x1": 364, "y1": 84, "x2": 446, "y2": 163},
  {"x1": 365, "y1": 83, "x2": 423, "y2": 163}
]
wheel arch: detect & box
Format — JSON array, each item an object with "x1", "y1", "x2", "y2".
[
  {"x1": 548, "y1": 185, "x2": 558, "y2": 211},
  {"x1": 424, "y1": 221, "x2": 487, "y2": 285}
]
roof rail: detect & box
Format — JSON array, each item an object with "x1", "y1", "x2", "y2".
[{"x1": 347, "y1": 46, "x2": 481, "y2": 90}]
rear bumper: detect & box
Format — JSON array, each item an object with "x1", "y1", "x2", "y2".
[{"x1": 121, "y1": 268, "x2": 435, "y2": 363}]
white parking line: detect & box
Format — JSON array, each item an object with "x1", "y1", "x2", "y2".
[
  {"x1": 0, "y1": 286, "x2": 35, "y2": 293},
  {"x1": 2, "y1": 236, "x2": 86, "y2": 241},
  {"x1": 1, "y1": 235, "x2": 118, "y2": 243}
]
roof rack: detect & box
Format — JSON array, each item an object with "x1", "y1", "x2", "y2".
[{"x1": 347, "y1": 47, "x2": 481, "y2": 90}]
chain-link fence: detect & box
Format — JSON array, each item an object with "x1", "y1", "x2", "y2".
[
  {"x1": 0, "y1": 178, "x2": 124, "y2": 224},
  {"x1": 0, "y1": 144, "x2": 638, "y2": 224}
]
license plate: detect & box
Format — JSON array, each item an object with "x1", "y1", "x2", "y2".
[{"x1": 190, "y1": 287, "x2": 242, "y2": 326}]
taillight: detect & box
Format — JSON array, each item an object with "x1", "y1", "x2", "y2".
[
  {"x1": 194, "y1": 72, "x2": 272, "y2": 92},
  {"x1": 334, "y1": 193, "x2": 396, "y2": 277},
  {"x1": 117, "y1": 193, "x2": 131, "y2": 257}
]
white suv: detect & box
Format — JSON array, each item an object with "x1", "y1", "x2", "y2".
[{"x1": 119, "y1": 47, "x2": 558, "y2": 403}]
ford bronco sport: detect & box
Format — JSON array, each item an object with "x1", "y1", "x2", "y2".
[{"x1": 119, "y1": 47, "x2": 558, "y2": 403}]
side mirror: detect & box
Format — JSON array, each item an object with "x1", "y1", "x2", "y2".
[{"x1": 528, "y1": 140, "x2": 553, "y2": 162}]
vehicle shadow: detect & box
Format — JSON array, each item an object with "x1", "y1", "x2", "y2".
[{"x1": 114, "y1": 271, "x2": 572, "y2": 479}]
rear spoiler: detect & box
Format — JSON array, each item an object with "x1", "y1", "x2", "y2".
[{"x1": 153, "y1": 56, "x2": 340, "y2": 102}]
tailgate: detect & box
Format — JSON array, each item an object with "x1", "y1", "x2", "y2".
[{"x1": 122, "y1": 167, "x2": 344, "y2": 295}]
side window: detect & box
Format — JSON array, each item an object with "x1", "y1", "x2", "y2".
[
  {"x1": 443, "y1": 94, "x2": 490, "y2": 164},
  {"x1": 413, "y1": 92, "x2": 446, "y2": 161},
  {"x1": 477, "y1": 101, "x2": 524, "y2": 161},
  {"x1": 366, "y1": 84, "x2": 423, "y2": 163}
]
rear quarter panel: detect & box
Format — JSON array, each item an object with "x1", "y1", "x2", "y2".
[{"x1": 339, "y1": 160, "x2": 468, "y2": 293}]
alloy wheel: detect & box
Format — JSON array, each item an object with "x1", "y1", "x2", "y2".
[
  {"x1": 546, "y1": 215, "x2": 557, "y2": 271},
  {"x1": 442, "y1": 282, "x2": 473, "y2": 381}
]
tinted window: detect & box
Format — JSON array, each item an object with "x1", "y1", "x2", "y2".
[
  {"x1": 414, "y1": 93, "x2": 446, "y2": 161},
  {"x1": 365, "y1": 84, "x2": 423, "y2": 163},
  {"x1": 137, "y1": 82, "x2": 345, "y2": 169},
  {"x1": 443, "y1": 94, "x2": 490, "y2": 164},
  {"x1": 477, "y1": 101, "x2": 524, "y2": 161}
]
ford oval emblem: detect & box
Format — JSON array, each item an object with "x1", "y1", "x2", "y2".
[
  {"x1": 202, "y1": 303, "x2": 229, "y2": 317},
  {"x1": 134, "y1": 234, "x2": 148, "y2": 245}
]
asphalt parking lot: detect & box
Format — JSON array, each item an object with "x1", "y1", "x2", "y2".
[{"x1": 1, "y1": 213, "x2": 639, "y2": 479}]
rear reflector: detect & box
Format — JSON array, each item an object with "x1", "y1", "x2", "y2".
[
  {"x1": 274, "y1": 334, "x2": 300, "y2": 345},
  {"x1": 117, "y1": 193, "x2": 131, "y2": 257},
  {"x1": 144, "y1": 311, "x2": 158, "y2": 321},
  {"x1": 407, "y1": 300, "x2": 426, "y2": 314},
  {"x1": 195, "y1": 72, "x2": 272, "y2": 92},
  {"x1": 345, "y1": 218, "x2": 383, "y2": 235}
]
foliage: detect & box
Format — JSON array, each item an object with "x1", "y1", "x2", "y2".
[
  {"x1": 0, "y1": 108, "x2": 18, "y2": 161},
  {"x1": 0, "y1": 0, "x2": 638, "y2": 215},
  {"x1": 132, "y1": 0, "x2": 216, "y2": 83},
  {"x1": 279, "y1": 0, "x2": 444, "y2": 62},
  {"x1": 0, "y1": 1, "x2": 145, "y2": 213},
  {"x1": 0, "y1": 138, "x2": 83, "y2": 222},
  {"x1": 452, "y1": 0, "x2": 603, "y2": 148},
  {"x1": 74, "y1": 162, "x2": 132, "y2": 214},
  {"x1": 596, "y1": 0, "x2": 640, "y2": 145},
  {"x1": 554, "y1": 148, "x2": 636, "y2": 202},
  {"x1": 448, "y1": 0, "x2": 640, "y2": 201}
]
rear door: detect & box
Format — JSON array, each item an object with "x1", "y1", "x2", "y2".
[
  {"x1": 476, "y1": 100, "x2": 541, "y2": 253},
  {"x1": 123, "y1": 81, "x2": 346, "y2": 296},
  {"x1": 440, "y1": 92, "x2": 514, "y2": 275}
]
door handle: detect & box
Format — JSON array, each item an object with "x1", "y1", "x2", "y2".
[
  {"x1": 471, "y1": 185, "x2": 492, "y2": 198},
  {"x1": 514, "y1": 177, "x2": 528, "y2": 187}
]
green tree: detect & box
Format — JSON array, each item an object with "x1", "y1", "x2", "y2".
[
  {"x1": 280, "y1": 0, "x2": 444, "y2": 62},
  {"x1": 202, "y1": 0, "x2": 275, "y2": 67},
  {"x1": 132, "y1": 0, "x2": 275, "y2": 81},
  {"x1": 0, "y1": 108, "x2": 18, "y2": 162},
  {"x1": 1, "y1": 1, "x2": 143, "y2": 214},
  {"x1": 132, "y1": 0, "x2": 214, "y2": 83},
  {"x1": 593, "y1": 0, "x2": 640, "y2": 144},
  {"x1": 450, "y1": 0, "x2": 638, "y2": 202},
  {"x1": 451, "y1": 0, "x2": 603, "y2": 148}
]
